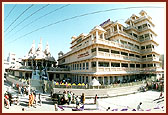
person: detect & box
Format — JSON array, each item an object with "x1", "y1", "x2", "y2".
[
  {"x1": 28, "y1": 92, "x2": 34, "y2": 107},
  {"x1": 106, "y1": 107, "x2": 110, "y2": 111},
  {"x1": 12, "y1": 83, "x2": 15, "y2": 89},
  {"x1": 33, "y1": 91, "x2": 37, "y2": 106},
  {"x1": 38, "y1": 93, "x2": 42, "y2": 106},
  {"x1": 64, "y1": 91, "x2": 68, "y2": 104},
  {"x1": 94, "y1": 94, "x2": 98, "y2": 104},
  {"x1": 72, "y1": 93, "x2": 76, "y2": 104},
  {"x1": 21, "y1": 86, "x2": 24, "y2": 96},
  {"x1": 159, "y1": 91, "x2": 163, "y2": 98},
  {"x1": 68, "y1": 91, "x2": 72, "y2": 105},
  {"x1": 75, "y1": 96, "x2": 80, "y2": 109},
  {"x1": 4, "y1": 93, "x2": 9, "y2": 109},
  {"x1": 137, "y1": 102, "x2": 143, "y2": 111},
  {"x1": 81, "y1": 93, "x2": 85, "y2": 104},
  {"x1": 55, "y1": 104, "x2": 58, "y2": 111}
]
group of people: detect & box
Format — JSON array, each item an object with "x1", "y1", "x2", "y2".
[
  {"x1": 28, "y1": 91, "x2": 42, "y2": 108},
  {"x1": 14, "y1": 83, "x2": 30, "y2": 96},
  {"x1": 57, "y1": 90, "x2": 85, "y2": 107}
]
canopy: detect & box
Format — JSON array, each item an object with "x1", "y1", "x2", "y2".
[{"x1": 90, "y1": 78, "x2": 101, "y2": 86}]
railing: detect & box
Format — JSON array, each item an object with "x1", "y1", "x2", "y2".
[{"x1": 98, "y1": 67, "x2": 141, "y2": 72}]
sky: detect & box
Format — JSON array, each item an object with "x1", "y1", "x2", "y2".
[{"x1": 3, "y1": 2, "x2": 166, "y2": 61}]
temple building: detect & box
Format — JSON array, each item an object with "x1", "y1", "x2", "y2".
[
  {"x1": 58, "y1": 10, "x2": 164, "y2": 85},
  {"x1": 7, "y1": 39, "x2": 57, "y2": 80},
  {"x1": 22, "y1": 39, "x2": 56, "y2": 70}
]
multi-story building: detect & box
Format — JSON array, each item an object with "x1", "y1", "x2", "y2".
[{"x1": 58, "y1": 10, "x2": 163, "y2": 85}]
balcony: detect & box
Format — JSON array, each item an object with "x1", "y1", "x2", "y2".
[
  {"x1": 140, "y1": 48, "x2": 157, "y2": 54},
  {"x1": 98, "y1": 67, "x2": 141, "y2": 73},
  {"x1": 141, "y1": 57, "x2": 160, "y2": 62},
  {"x1": 97, "y1": 39, "x2": 140, "y2": 53}
]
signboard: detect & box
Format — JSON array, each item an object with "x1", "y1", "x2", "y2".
[
  {"x1": 78, "y1": 51, "x2": 89, "y2": 58},
  {"x1": 100, "y1": 19, "x2": 110, "y2": 27}
]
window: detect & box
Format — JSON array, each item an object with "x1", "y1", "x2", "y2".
[
  {"x1": 133, "y1": 33, "x2": 138, "y2": 38},
  {"x1": 98, "y1": 48, "x2": 109, "y2": 53},
  {"x1": 77, "y1": 64, "x2": 79, "y2": 70},
  {"x1": 79, "y1": 63, "x2": 82, "y2": 70},
  {"x1": 86, "y1": 62, "x2": 89, "y2": 70},
  {"x1": 111, "y1": 63, "x2": 120, "y2": 67},
  {"x1": 146, "y1": 44, "x2": 151, "y2": 49},
  {"x1": 141, "y1": 46, "x2": 145, "y2": 50},
  {"x1": 130, "y1": 64, "x2": 135, "y2": 68},
  {"x1": 121, "y1": 52, "x2": 128, "y2": 56},
  {"x1": 142, "y1": 64, "x2": 146, "y2": 68},
  {"x1": 128, "y1": 42, "x2": 133, "y2": 47},
  {"x1": 83, "y1": 63, "x2": 85, "y2": 70},
  {"x1": 136, "y1": 64, "x2": 140, "y2": 68},
  {"x1": 111, "y1": 50, "x2": 120, "y2": 54},
  {"x1": 138, "y1": 26, "x2": 142, "y2": 30},
  {"x1": 121, "y1": 63, "x2": 128, "y2": 67},
  {"x1": 120, "y1": 40, "x2": 127, "y2": 45},
  {"x1": 91, "y1": 48, "x2": 96, "y2": 53},
  {"x1": 91, "y1": 62, "x2": 96, "y2": 67},
  {"x1": 143, "y1": 24, "x2": 147, "y2": 28},
  {"x1": 148, "y1": 64, "x2": 153, "y2": 67},
  {"x1": 145, "y1": 34, "x2": 149, "y2": 38},
  {"x1": 76, "y1": 37, "x2": 82, "y2": 43},
  {"x1": 73, "y1": 64, "x2": 74, "y2": 70},
  {"x1": 135, "y1": 55, "x2": 140, "y2": 58},
  {"x1": 142, "y1": 56, "x2": 146, "y2": 58},
  {"x1": 98, "y1": 62, "x2": 109, "y2": 67},
  {"x1": 147, "y1": 54, "x2": 152, "y2": 57},
  {"x1": 129, "y1": 54, "x2": 134, "y2": 57},
  {"x1": 75, "y1": 64, "x2": 76, "y2": 70},
  {"x1": 135, "y1": 45, "x2": 139, "y2": 49}
]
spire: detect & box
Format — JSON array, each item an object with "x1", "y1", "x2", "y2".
[
  {"x1": 44, "y1": 41, "x2": 50, "y2": 56},
  {"x1": 37, "y1": 38, "x2": 42, "y2": 52}
]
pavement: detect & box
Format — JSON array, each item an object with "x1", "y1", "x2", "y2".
[{"x1": 2, "y1": 81, "x2": 165, "y2": 113}]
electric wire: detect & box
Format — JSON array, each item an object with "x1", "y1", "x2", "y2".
[
  {"x1": 5, "y1": 4, "x2": 50, "y2": 37},
  {"x1": 6, "y1": 6, "x2": 163, "y2": 44},
  {"x1": 5, "y1": 4, "x2": 70, "y2": 40},
  {"x1": 4, "y1": 4, "x2": 17, "y2": 22},
  {"x1": 4, "y1": 4, "x2": 34, "y2": 33}
]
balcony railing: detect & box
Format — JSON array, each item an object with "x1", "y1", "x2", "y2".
[{"x1": 98, "y1": 67, "x2": 141, "y2": 72}]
